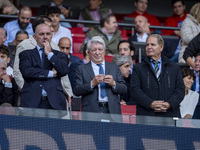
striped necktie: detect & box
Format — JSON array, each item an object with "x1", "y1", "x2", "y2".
[{"x1": 152, "y1": 60, "x2": 160, "y2": 81}]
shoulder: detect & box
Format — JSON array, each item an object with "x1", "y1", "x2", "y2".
[{"x1": 4, "y1": 19, "x2": 17, "y2": 27}]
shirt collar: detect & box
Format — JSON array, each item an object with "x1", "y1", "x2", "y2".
[{"x1": 150, "y1": 57, "x2": 162, "y2": 63}]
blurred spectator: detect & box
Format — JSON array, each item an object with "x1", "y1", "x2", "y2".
[
  {"x1": 80, "y1": 14, "x2": 122, "y2": 55},
  {"x1": 180, "y1": 67, "x2": 198, "y2": 119},
  {"x1": 118, "y1": 40, "x2": 135, "y2": 73},
  {"x1": 9, "y1": 30, "x2": 29, "y2": 68},
  {"x1": 126, "y1": 0, "x2": 160, "y2": 27},
  {"x1": 0, "y1": 0, "x2": 18, "y2": 15},
  {"x1": 77, "y1": 0, "x2": 112, "y2": 33},
  {"x1": 128, "y1": 15, "x2": 150, "y2": 43},
  {"x1": 112, "y1": 54, "x2": 135, "y2": 105},
  {"x1": 0, "y1": 27, "x2": 7, "y2": 45},
  {"x1": 164, "y1": 0, "x2": 187, "y2": 36},
  {"x1": 0, "y1": 45, "x2": 13, "y2": 77},
  {"x1": 0, "y1": 58, "x2": 18, "y2": 106},
  {"x1": 9, "y1": 0, "x2": 20, "y2": 9},
  {"x1": 130, "y1": 34, "x2": 184, "y2": 117},
  {"x1": 35, "y1": 0, "x2": 71, "y2": 28},
  {"x1": 183, "y1": 34, "x2": 200, "y2": 119},
  {"x1": 3, "y1": 6, "x2": 34, "y2": 46},
  {"x1": 13, "y1": 16, "x2": 73, "y2": 102},
  {"x1": 178, "y1": 2, "x2": 200, "y2": 63}
]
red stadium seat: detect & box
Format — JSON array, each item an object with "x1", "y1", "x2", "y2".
[{"x1": 121, "y1": 105, "x2": 136, "y2": 124}]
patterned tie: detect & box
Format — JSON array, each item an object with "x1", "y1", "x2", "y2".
[
  {"x1": 152, "y1": 60, "x2": 160, "y2": 81},
  {"x1": 97, "y1": 64, "x2": 107, "y2": 98}
]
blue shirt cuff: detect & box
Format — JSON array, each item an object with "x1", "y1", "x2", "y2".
[
  {"x1": 48, "y1": 71, "x2": 54, "y2": 78},
  {"x1": 5, "y1": 82, "x2": 12, "y2": 88},
  {"x1": 48, "y1": 52, "x2": 54, "y2": 60}
]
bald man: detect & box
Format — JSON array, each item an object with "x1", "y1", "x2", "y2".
[
  {"x1": 58, "y1": 37, "x2": 81, "y2": 67},
  {"x1": 128, "y1": 15, "x2": 150, "y2": 43}
]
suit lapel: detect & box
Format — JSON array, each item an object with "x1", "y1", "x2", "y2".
[{"x1": 85, "y1": 61, "x2": 95, "y2": 79}]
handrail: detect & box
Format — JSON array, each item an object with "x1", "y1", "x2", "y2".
[{"x1": 0, "y1": 14, "x2": 180, "y2": 31}]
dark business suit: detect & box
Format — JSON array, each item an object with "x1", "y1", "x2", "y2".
[
  {"x1": 73, "y1": 61, "x2": 127, "y2": 115},
  {"x1": 19, "y1": 47, "x2": 69, "y2": 110}
]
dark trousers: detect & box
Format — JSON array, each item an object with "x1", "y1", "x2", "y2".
[{"x1": 38, "y1": 97, "x2": 53, "y2": 109}]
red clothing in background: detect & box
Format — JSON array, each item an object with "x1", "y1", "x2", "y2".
[
  {"x1": 164, "y1": 12, "x2": 187, "y2": 35},
  {"x1": 126, "y1": 11, "x2": 160, "y2": 26}
]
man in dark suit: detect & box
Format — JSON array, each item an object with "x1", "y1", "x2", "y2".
[
  {"x1": 73, "y1": 36, "x2": 127, "y2": 121},
  {"x1": 19, "y1": 23, "x2": 68, "y2": 110}
]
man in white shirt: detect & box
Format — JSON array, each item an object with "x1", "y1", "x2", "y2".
[{"x1": 48, "y1": 6, "x2": 73, "y2": 53}]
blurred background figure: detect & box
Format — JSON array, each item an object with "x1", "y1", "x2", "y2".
[
  {"x1": 180, "y1": 67, "x2": 199, "y2": 119},
  {"x1": 0, "y1": 0, "x2": 18, "y2": 15}
]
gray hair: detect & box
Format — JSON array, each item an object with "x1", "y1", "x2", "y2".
[
  {"x1": 0, "y1": 58, "x2": 7, "y2": 67},
  {"x1": 87, "y1": 36, "x2": 106, "y2": 52},
  {"x1": 0, "y1": 27, "x2": 7, "y2": 38},
  {"x1": 112, "y1": 54, "x2": 132, "y2": 67},
  {"x1": 147, "y1": 34, "x2": 164, "y2": 46}
]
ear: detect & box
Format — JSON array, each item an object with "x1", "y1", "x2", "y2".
[
  {"x1": 33, "y1": 34, "x2": 36, "y2": 40},
  {"x1": 131, "y1": 50, "x2": 134, "y2": 57},
  {"x1": 7, "y1": 57, "x2": 10, "y2": 64},
  {"x1": 160, "y1": 44, "x2": 164, "y2": 52},
  {"x1": 13, "y1": 39, "x2": 16, "y2": 45}
]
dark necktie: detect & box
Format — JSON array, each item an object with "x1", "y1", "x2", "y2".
[
  {"x1": 152, "y1": 60, "x2": 160, "y2": 81},
  {"x1": 40, "y1": 48, "x2": 45, "y2": 68},
  {"x1": 97, "y1": 64, "x2": 107, "y2": 98}
]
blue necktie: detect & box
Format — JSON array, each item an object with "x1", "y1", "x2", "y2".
[
  {"x1": 97, "y1": 64, "x2": 107, "y2": 98},
  {"x1": 40, "y1": 48, "x2": 45, "y2": 68}
]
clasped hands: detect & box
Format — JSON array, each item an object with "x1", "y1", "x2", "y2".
[
  {"x1": 91, "y1": 74, "x2": 115, "y2": 87},
  {"x1": 150, "y1": 100, "x2": 171, "y2": 112}
]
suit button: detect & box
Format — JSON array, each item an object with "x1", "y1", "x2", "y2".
[{"x1": 40, "y1": 85, "x2": 42, "y2": 87}]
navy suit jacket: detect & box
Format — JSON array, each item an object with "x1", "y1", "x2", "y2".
[
  {"x1": 19, "y1": 47, "x2": 69, "y2": 110},
  {"x1": 73, "y1": 61, "x2": 127, "y2": 114}
]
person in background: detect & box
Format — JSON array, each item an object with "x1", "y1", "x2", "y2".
[
  {"x1": 77, "y1": 0, "x2": 112, "y2": 33},
  {"x1": 112, "y1": 54, "x2": 135, "y2": 105},
  {"x1": 9, "y1": 30, "x2": 29, "y2": 68},
  {"x1": 0, "y1": 28, "x2": 7, "y2": 46},
  {"x1": 0, "y1": 0, "x2": 18, "y2": 15},
  {"x1": 126, "y1": 0, "x2": 160, "y2": 28},
  {"x1": 180, "y1": 67, "x2": 199, "y2": 119},
  {"x1": 80, "y1": 13, "x2": 121, "y2": 55},
  {"x1": 47, "y1": 6, "x2": 73, "y2": 53},
  {"x1": 3, "y1": 6, "x2": 34, "y2": 46},
  {"x1": 0, "y1": 58, "x2": 18, "y2": 106},
  {"x1": 178, "y1": 2, "x2": 200, "y2": 63},
  {"x1": 164, "y1": 0, "x2": 187, "y2": 36}
]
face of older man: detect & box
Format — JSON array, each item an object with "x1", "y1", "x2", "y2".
[
  {"x1": 89, "y1": 43, "x2": 105, "y2": 64},
  {"x1": 0, "y1": 28, "x2": 6, "y2": 45},
  {"x1": 33, "y1": 24, "x2": 52, "y2": 48},
  {"x1": 146, "y1": 36, "x2": 163, "y2": 61},
  {"x1": 134, "y1": 15, "x2": 148, "y2": 33},
  {"x1": 120, "y1": 62, "x2": 131, "y2": 78},
  {"x1": 59, "y1": 38, "x2": 71, "y2": 55},
  {"x1": 18, "y1": 9, "x2": 32, "y2": 30}
]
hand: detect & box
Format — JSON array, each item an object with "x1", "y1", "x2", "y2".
[
  {"x1": 160, "y1": 102, "x2": 171, "y2": 112},
  {"x1": 1, "y1": 74, "x2": 11, "y2": 83},
  {"x1": 43, "y1": 40, "x2": 51, "y2": 55},
  {"x1": 67, "y1": 95, "x2": 72, "y2": 107},
  {"x1": 91, "y1": 74, "x2": 104, "y2": 87},
  {"x1": 52, "y1": 68, "x2": 57, "y2": 77},
  {"x1": 104, "y1": 75, "x2": 115, "y2": 87},
  {"x1": 61, "y1": 7, "x2": 70, "y2": 18},
  {"x1": 150, "y1": 100, "x2": 164, "y2": 112},
  {"x1": 143, "y1": 23, "x2": 151, "y2": 35},
  {"x1": 120, "y1": 100, "x2": 127, "y2": 105},
  {"x1": 183, "y1": 114, "x2": 192, "y2": 119},
  {"x1": 174, "y1": 30, "x2": 181, "y2": 36}
]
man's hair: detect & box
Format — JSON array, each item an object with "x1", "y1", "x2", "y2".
[
  {"x1": 0, "y1": 27, "x2": 7, "y2": 38},
  {"x1": 112, "y1": 54, "x2": 132, "y2": 67},
  {"x1": 117, "y1": 40, "x2": 135, "y2": 52},
  {"x1": 19, "y1": 6, "x2": 32, "y2": 15},
  {"x1": 171, "y1": 0, "x2": 185, "y2": 6},
  {"x1": 32, "y1": 15, "x2": 52, "y2": 33},
  {"x1": 15, "y1": 30, "x2": 29, "y2": 40},
  {"x1": 181, "y1": 67, "x2": 196, "y2": 80},
  {"x1": 47, "y1": 6, "x2": 61, "y2": 16},
  {"x1": 0, "y1": 58, "x2": 7, "y2": 67},
  {"x1": 100, "y1": 13, "x2": 116, "y2": 27},
  {"x1": 135, "y1": 0, "x2": 148, "y2": 3},
  {"x1": 190, "y1": 2, "x2": 200, "y2": 24},
  {"x1": 0, "y1": 45, "x2": 10, "y2": 57},
  {"x1": 83, "y1": 42, "x2": 88, "y2": 57},
  {"x1": 195, "y1": 52, "x2": 200, "y2": 58},
  {"x1": 147, "y1": 34, "x2": 164, "y2": 46},
  {"x1": 87, "y1": 36, "x2": 106, "y2": 51}
]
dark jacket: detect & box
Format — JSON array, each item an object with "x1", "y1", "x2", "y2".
[{"x1": 130, "y1": 55, "x2": 185, "y2": 117}]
